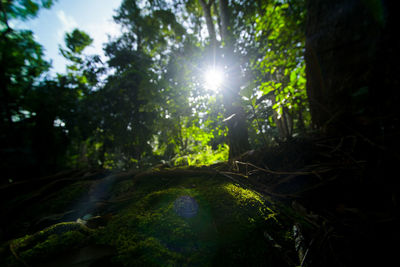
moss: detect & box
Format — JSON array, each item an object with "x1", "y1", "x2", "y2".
[
  {"x1": 31, "y1": 180, "x2": 92, "y2": 216},
  {"x1": 93, "y1": 171, "x2": 286, "y2": 266},
  {"x1": 110, "y1": 179, "x2": 135, "y2": 199},
  {"x1": 19, "y1": 231, "x2": 86, "y2": 262},
  {"x1": 115, "y1": 237, "x2": 182, "y2": 267},
  {"x1": 10, "y1": 222, "x2": 92, "y2": 265},
  {"x1": 6, "y1": 169, "x2": 294, "y2": 266}
]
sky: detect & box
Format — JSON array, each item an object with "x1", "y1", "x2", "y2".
[{"x1": 12, "y1": 0, "x2": 123, "y2": 74}]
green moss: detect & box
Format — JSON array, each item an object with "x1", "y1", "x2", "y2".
[
  {"x1": 33, "y1": 180, "x2": 92, "y2": 215},
  {"x1": 110, "y1": 179, "x2": 135, "y2": 198},
  {"x1": 6, "y1": 169, "x2": 294, "y2": 266},
  {"x1": 19, "y1": 231, "x2": 86, "y2": 262},
  {"x1": 93, "y1": 171, "x2": 285, "y2": 266},
  {"x1": 116, "y1": 237, "x2": 182, "y2": 267},
  {"x1": 10, "y1": 222, "x2": 91, "y2": 265}
]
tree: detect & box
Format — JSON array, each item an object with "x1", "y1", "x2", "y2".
[
  {"x1": 99, "y1": 0, "x2": 225, "y2": 167},
  {"x1": 303, "y1": 1, "x2": 399, "y2": 265},
  {"x1": 0, "y1": 0, "x2": 315, "y2": 176},
  {"x1": 102, "y1": 0, "x2": 309, "y2": 163},
  {"x1": 250, "y1": 0, "x2": 308, "y2": 140},
  {"x1": 0, "y1": 0, "x2": 55, "y2": 180},
  {"x1": 57, "y1": 28, "x2": 105, "y2": 168},
  {"x1": 93, "y1": 2, "x2": 167, "y2": 168},
  {"x1": 305, "y1": 0, "x2": 399, "y2": 137},
  {"x1": 195, "y1": 0, "x2": 250, "y2": 159}
]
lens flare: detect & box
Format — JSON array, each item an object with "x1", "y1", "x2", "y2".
[{"x1": 204, "y1": 67, "x2": 224, "y2": 91}]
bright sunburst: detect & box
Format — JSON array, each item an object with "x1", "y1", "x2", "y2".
[{"x1": 204, "y1": 67, "x2": 224, "y2": 91}]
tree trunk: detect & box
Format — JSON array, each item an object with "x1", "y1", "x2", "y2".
[
  {"x1": 198, "y1": 0, "x2": 216, "y2": 47},
  {"x1": 269, "y1": 93, "x2": 292, "y2": 140},
  {"x1": 304, "y1": 1, "x2": 399, "y2": 265},
  {"x1": 217, "y1": 0, "x2": 250, "y2": 159},
  {"x1": 198, "y1": 0, "x2": 250, "y2": 159},
  {"x1": 305, "y1": 0, "x2": 399, "y2": 136}
]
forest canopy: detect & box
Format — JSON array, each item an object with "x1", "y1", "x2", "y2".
[{"x1": 1, "y1": 0, "x2": 312, "y2": 181}]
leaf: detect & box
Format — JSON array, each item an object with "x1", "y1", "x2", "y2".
[
  {"x1": 240, "y1": 86, "x2": 253, "y2": 99},
  {"x1": 251, "y1": 97, "x2": 257, "y2": 106},
  {"x1": 290, "y1": 71, "x2": 297, "y2": 83},
  {"x1": 298, "y1": 76, "x2": 306, "y2": 85},
  {"x1": 260, "y1": 82, "x2": 274, "y2": 95}
]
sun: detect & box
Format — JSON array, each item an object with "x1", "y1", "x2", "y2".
[{"x1": 204, "y1": 67, "x2": 224, "y2": 91}]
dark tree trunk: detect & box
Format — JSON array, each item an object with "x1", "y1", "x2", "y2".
[
  {"x1": 305, "y1": 0, "x2": 399, "y2": 137},
  {"x1": 198, "y1": 0, "x2": 216, "y2": 47},
  {"x1": 223, "y1": 93, "x2": 250, "y2": 160},
  {"x1": 218, "y1": 0, "x2": 250, "y2": 159},
  {"x1": 304, "y1": 1, "x2": 399, "y2": 265},
  {"x1": 0, "y1": 48, "x2": 13, "y2": 128}
]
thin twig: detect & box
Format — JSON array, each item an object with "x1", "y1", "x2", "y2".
[
  {"x1": 219, "y1": 171, "x2": 248, "y2": 179},
  {"x1": 235, "y1": 161, "x2": 314, "y2": 176},
  {"x1": 300, "y1": 238, "x2": 314, "y2": 267}
]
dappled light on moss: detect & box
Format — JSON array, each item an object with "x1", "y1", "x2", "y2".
[
  {"x1": 223, "y1": 183, "x2": 277, "y2": 221},
  {"x1": 96, "y1": 185, "x2": 220, "y2": 266},
  {"x1": 223, "y1": 183, "x2": 264, "y2": 205},
  {"x1": 2, "y1": 171, "x2": 288, "y2": 266},
  {"x1": 94, "y1": 174, "x2": 282, "y2": 265}
]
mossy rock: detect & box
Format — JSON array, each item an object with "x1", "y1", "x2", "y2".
[
  {"x1": 7, "y1": 222, "x2": 92, "y2": 266},
  {"x1": 37, "y1": 180, "x2": 93, "y2": 214},
  {"x1": 93, "y1": 171, "x2": 292, "y2": 266},
  {"x1": 3, "y1": 169, "x2": 295, "y2": 266}
]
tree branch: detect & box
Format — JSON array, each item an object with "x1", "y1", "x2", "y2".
[{"x1": 198, "y1": 0, "x2": 217, "y2": 47}]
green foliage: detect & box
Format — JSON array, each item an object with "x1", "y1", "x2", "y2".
[
  {"x1": 0, "y1": 0, "x2": 59, "y2": 180},
  {"x1": 1, "y1": 0, "x2": 54, "y2": 22},
  {"x1": 1, "y1": 0, "x2": 313, "y2": 175},
  {"x1": 65, "y1": 29, "x2": 93, "y2": 54},
  {"x1": 174, "y1": 144, "x2": 229, "y2": 166},
  {"x1": 249, "y1": 0, "x2": 310, "y2": 139}
]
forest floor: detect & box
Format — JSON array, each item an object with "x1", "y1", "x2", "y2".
[
  {"x1": 0, "y1": 166, "x2": 298, "y2": 266},
  {"x1": 0, "y1": 136, "x2": 399, "y2": 266}
]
